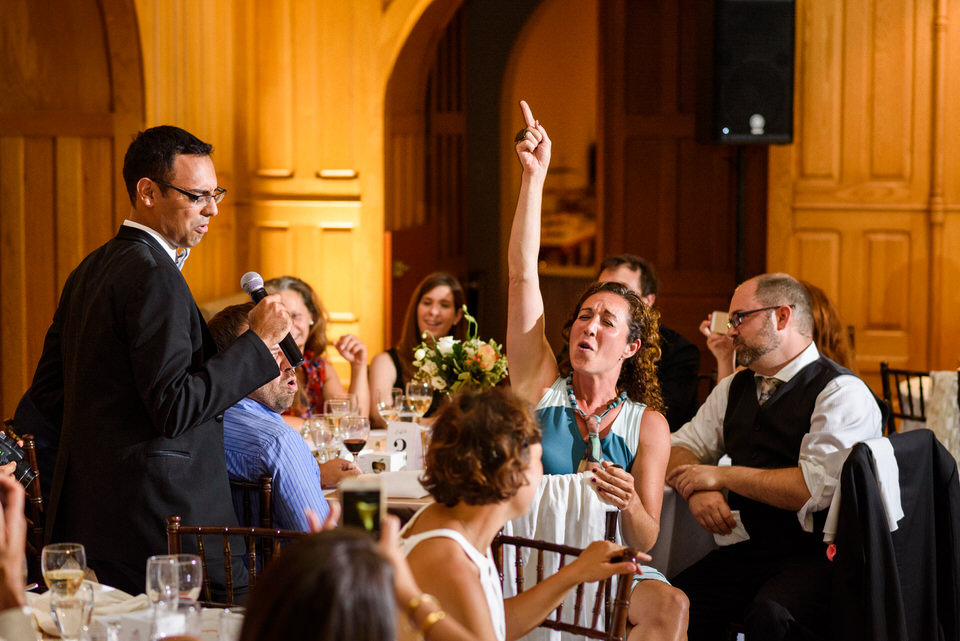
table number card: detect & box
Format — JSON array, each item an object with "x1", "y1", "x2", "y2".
[{"x1": 385, "y1": 421, "x2": 424, "y2": 470}]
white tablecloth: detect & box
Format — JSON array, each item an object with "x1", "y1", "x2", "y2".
[
  {"x1": 900, "y1": 371, "x2": 960, "y2": 467},
  {"x1": 648, "y1": 485, "x2": 717, "y2": 580}
]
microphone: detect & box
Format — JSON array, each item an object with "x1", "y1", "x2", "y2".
[{"x1": 240, "y1": 271, "x2": 305, "y2": 368}]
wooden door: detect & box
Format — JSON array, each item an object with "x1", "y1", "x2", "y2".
[
  {"x1": 385, "y1": 5, "x2": 468, "y2": 345},
  {"x1": 598, "y1": 0, "x2": 768, "y2": 373},
  {"x1": 0, "y1": 0, "x2": 143, "y2": 420}
]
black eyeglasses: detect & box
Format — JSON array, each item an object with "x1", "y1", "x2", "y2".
[
  {"x1": 728, "y1": 305, "x2": 794, "y2": 329},
  {"x1": 156, "y1": 180, "x2": 226, "y2": 206}
]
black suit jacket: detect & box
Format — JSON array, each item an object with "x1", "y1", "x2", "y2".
[
  {"x1": 657, "y1": 325, "x2": 700, "y2": 432},
  {"x1": 19, "y1": 225, "x2": 278, "y2": 594}
]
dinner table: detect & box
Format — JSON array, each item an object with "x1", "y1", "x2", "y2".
[{"x1": 898, "y1": 370, "x2": 960, "y2": 467}]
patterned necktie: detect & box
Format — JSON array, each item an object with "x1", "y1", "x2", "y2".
[
  {"x1": 175, "y1": 248, "x2": 190, "y2": 271},
  {"x1": 757, "y1": 376, "x2": 782, "y2": 405}
]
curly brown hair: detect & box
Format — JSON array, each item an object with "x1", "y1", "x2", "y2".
[
  {"x1": 557, "y1": 281, "x2": 664, "y2": 413},
  {"x1": 264, "y1": 275, "x2": 329, "y2": 356},
  {"x1": 421, "y1": 387, "x2": 542, "y2": 507}
]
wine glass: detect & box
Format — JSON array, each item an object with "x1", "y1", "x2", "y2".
[
  {"x1": 145, "y1": 555, "x2": 179, "y2": 608},
  {"x1": 375, "y1": 388, "x2": 403, "y2": 423},
  {"x1": 50, "y1": 581, "x2": 94, "y2": 641},
  {"x1": 330, "y1": 393, "x2": 359, "y2": 416},
  {"x1": 405, "y1": 381, "x2": 432, "y2": 424},
  {"x1": 42, "y1": 542, "x2": 86, "y2": 595},
  {"x1": 174, "y1": 554, "x2": 202, "y2": 602},
  {"x1": 311, "y1": 418, "x2": 338, "y2": 463},
  {"x1": 219, "y1": 607, "x2": 246, "y2": 641},
  {"x1": 323, "y1": 398, "x2": 351, "y2": 432},
  {"x1": 340, "y1": 416, "x2": 371, "y2": 463}
]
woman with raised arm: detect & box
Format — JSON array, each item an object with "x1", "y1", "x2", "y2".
[{"x1": 507, "y1": 100, "x2": 688, "y2": 641}]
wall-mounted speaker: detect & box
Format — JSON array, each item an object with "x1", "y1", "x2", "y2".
[{"x1": 696, "y1": 0, "x2": 795, "y2": 145}]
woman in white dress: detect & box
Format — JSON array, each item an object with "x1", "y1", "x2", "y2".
[{"x1": 400, "y1": 387, "x2": 642, "y2": 641}]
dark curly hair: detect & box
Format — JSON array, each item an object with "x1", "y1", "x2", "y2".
[
  {"x1": 422, "y1": 387, "x2": 542, "y2": 507},
  {"x1": 557, "y1": 281, "x2": 664, "y2": 413}
]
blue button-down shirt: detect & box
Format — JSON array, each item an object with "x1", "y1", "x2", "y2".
[{"x1": 223, "y1": 397, "x2": 330, "y2": 530}]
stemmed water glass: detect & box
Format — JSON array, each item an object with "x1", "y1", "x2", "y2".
[
  {"x1": 49, "y1": 581, "x2": 94, "y2": 641},
  {"x1": 312, "y1": 418, "x2": 344, "y2": 464},
  {"x1": 42, "y1": 542, "x2": 86, "y2": 595},
  {"x1": 405, "y1": 381, "x2": 432, "y2": 424},
  {"x1": 146, "y1": 555, "x2": 179, "y2": 608},
  {"x1": 323, "y1": 398, "x2": 352, "y2": 432},
  {"x1": 340, "y1": 416, "x2": 371, "y2": 463},
  {"x1": 375, "y1": 388, "x2": 404, "y2": 423}
]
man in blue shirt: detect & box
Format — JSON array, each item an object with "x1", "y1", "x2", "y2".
[{"x1": 208, "y1": 302, "x2": 338, "y2": 531}]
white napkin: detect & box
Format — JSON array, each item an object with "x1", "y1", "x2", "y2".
[
  {"x1": 27, "y1": 582, "x2": 150, "y2": 637},
  {"x1": 361, "y1": 470, "x2": 429, "y2": 498}
]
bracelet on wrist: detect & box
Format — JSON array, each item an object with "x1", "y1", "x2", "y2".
[
  {"x1": 419, "y1": 609, "x2": 446, "y2": 639},
  {"x1": 406, "y1": 593, "x2": 439, "y2": 619}
]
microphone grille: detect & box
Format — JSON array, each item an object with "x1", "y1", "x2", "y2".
[{"x1": 240, "y1": 271, "x2": 264, "y2": 294}]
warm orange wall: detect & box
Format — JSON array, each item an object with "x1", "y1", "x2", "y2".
[{"x1": 767, "y1": 0, "x2": 960, "y2": 389}]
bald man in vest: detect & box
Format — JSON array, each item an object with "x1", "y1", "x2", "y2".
[{"x1": 666, "y1": 273, "x2": 883, "y2": 641}]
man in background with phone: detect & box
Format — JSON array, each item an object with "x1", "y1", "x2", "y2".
[
  {"x1": 208, "y1": 303, "x2": 359, "y2": 531},
  {"x1": 665, "y1": 273, "x2": 884, "y2": 640},
  {"x1": 598, "y1": 254, "x2": 701, "y2": 431}
]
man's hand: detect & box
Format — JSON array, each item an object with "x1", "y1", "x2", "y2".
[
  {"x1": 247, "y1": 294, "x2": 292, "y2": 350},
  {"x1": 687, "y1": 490, "x2": 737, "y2": 535},
  {"x1": 667, "y1": 464, "x2": 726, "y2": 500},
  {"x1": 319, "y1": 458, "x2": 361, "y2": 488}
]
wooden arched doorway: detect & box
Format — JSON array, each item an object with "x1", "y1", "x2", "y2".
[{"x1": 0, "y1": 0, "x2": 144, "y2": 419}]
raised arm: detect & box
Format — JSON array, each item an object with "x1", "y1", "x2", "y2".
[{"x1": 506, "y1": 100, "x2": 560, "y2": 406}]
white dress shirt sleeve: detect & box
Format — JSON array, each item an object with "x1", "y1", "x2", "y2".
[
  {"x1": 797, "y1": 374, "x2": 883, "y2": 530},
  {"x1": 670, "y1": 375, "x2": 734, "y2": 464}
]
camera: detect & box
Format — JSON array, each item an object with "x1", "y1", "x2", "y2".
[{"x1": 0, "y1": 432, "x2": 37, "y2": 488}]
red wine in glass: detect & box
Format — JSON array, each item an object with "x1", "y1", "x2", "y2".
[{"x1": 344, "y1": 438, "x2": 366, "y2": 456}]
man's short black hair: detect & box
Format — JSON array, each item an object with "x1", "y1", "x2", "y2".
[
  {"x1": 598, "y1": 254, "x2": 658, "y2": 298},
  {"x1": 122, "y1": 125, "x2": 213, "y2": 205},
  {"x1": 208, "y1": 302, "x2": 255, "y2": 352}
]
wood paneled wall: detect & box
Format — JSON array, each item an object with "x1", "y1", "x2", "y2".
[
  {"x1": 768, "y1": 0, "x2": 960, "y2": 387},
  {"x1": 0, "y1": 0, "x2": 143, "y2": 421}
]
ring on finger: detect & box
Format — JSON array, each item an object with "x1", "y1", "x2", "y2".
[{"x1": 514, "y1": 127, "x2": 528, "y2": 143}]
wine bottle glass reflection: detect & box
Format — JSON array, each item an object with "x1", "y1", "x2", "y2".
[
  {"x1": 340, "y1": 416, "x2": 370, "y2": 463},
  {"x1": 375, "y1": 388, "x2": 403, "y2": 422},
  {"x1": 405, "y1": 381, "x2": 432, "y2": 423},
  {"x1": 42, "y1": 543, "x2": 86, "y2": 595}
]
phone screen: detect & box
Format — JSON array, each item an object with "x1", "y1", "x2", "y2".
[{"x1": 341, "y1": 487, "x2": 382, "y2": 537}]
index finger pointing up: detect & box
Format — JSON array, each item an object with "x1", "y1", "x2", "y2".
[{"x1": 519, "y1": 100, "x2": 536, "y2": 128}]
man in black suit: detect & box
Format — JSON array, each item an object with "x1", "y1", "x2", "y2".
[
  {"x1": 15, "y1": 126, "x2": 290, "y2": 595},
  {"x1": 598, "y1": 255, "x2": 701, "y2": 431}
]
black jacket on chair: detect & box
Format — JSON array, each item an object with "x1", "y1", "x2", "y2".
[{"x1": 831, "y1": 428, "x2": 960, "y2": 641}]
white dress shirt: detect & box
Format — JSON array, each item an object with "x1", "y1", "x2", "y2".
[
  {"x1": 122, "y1": 219, "x2": 189, "y2": 270},
  {"x1": 671, "y1": 342, "x2": 882, "y2": 531}
]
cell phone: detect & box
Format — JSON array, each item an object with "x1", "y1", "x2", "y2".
[
  {"x1": 339, "y1": 476, "x2": 385, "y2": 538},
  {"x1": 709, "y1": 311, "x2": 729, "y2": 334}
]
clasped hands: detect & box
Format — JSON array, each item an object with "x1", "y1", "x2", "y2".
[
  {"x1": 589, "y1": 461, "x2": 641, "y2": 513},
  {"x1": 667, "y1": 464, "x2": 738, "y2": 536}
]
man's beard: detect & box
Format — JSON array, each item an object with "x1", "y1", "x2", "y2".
[{"x1": 734, "y1": 317, "x2": 780, "y2": 367}]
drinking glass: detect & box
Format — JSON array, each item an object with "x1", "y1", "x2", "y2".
[
  {"x1": 150, "y1": 601, "x2": 202, "y2": 641},
  {"x1": 312, "y1": 418, "x2": 343, "y2": 464},
  {"x1": 173, "y1": 554, "x2": 202, "y2": 602},
  {"x1": 330, "y1": 393, "x2": 359, "y2": 416},
  {"x1": 323, "y1": 398, "x2": 351, "y2": 432},
  {"x1": 405, "y1": 381, "x2": 432, "y2": 424},
  {"x1": 375, "y1": 388, "x2": 404, "y2": 422},
  {"x1": 219, "y1": 607, "x2": 246, "y2": 641},
  {"x1": 145, "y1": 555, "x2": 179, "y2": 607},
  {"x1": 50, "y1": 581, "x2": 94, "y2": 641},
  {"x1": 340, "y1": 416, "x2": 371, "y2": 463},
  {"x1": 42, "y1": 543, "x2": 86, "y2": 595}
]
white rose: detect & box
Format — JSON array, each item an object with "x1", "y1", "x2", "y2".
[
  {"x1": 436, "y1": 336, "x2": 456, "y2": 355},
  {"x1": 431, "y1": 376, "x2": 447, "y2": 390},
  {"x1": 422, "y1": 360, "x2": 438, "y2": 375},
  {"x1": 414, "y1": 348, "x2": 426, "y2": 361}
]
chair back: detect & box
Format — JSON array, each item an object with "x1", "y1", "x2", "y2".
[
  {"x1": 165, "y1": 515, "x2": 308, "y2": 606},
  {"x1": 879, "y1": 361, "x2": 929, "y2": 435},
  {"x1": 20, "y1": 434, "x2": 44, "y2": 584},
  {"x1": 229, "y1": 475, "x2": 274, "y2": 528},
  {"x1": 491, "y1": 520, "x2": 636, "y2": 641}
]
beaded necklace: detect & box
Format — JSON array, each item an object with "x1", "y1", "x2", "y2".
[{"x1": 566, "y1": 374, "x2": 628, "y2": 471}]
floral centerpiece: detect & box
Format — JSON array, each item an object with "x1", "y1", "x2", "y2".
[{"x1": 412, "y1": 306, "x2": 508, "y2": 394}]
